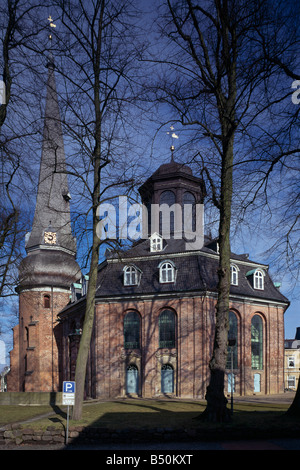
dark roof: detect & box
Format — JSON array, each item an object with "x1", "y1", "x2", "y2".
[{"x1": 95, "y1": 238, "x2": 289, "y2": 305}]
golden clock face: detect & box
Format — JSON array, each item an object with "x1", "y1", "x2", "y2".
[{"x1": 44, "y1": 231, "x2": 57, "y2": 244}]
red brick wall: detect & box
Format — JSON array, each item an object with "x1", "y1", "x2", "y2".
[
  {"x1": 8, "y1": 289, "x2": 285, "y2": 398},
  {"x1": 93, "y1": 296, "x2": 285, "y2": 399},
  {"x1": 7, "y1": 288, "x2": 70, "y2": 392}
]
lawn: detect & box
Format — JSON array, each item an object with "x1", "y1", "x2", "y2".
[
  {"x1": 0, "y1": 405, "x2": 55, "y2": 427},
  {"x1": 1, "y1": 398, "x2": 297, "y2": 437}
]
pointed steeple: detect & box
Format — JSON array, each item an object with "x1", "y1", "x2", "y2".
[
  {"x1": 26, "y1": 59, "x2": 76, "y2": 254},
  {"x1": 18, "y1": 56, "x2": 80, "y2": 290}
]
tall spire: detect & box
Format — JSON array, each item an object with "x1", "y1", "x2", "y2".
[{"x1": 25, "y1": 41, "x2": 76, "y2": 254}]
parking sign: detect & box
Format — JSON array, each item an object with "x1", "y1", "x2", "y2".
[{"x1": 62, "y1": 381, "x2": 75, "y2": 405}]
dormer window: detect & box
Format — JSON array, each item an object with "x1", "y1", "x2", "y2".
[
  {"x1": 230, "y1": 264, "x2": 239, "y2": 286},
  {"x1": 254, "y1": 269, "x2": 264, "y2": 290},
  {"x1": 150, "y1": 232, "x2": 163, "y2": 252},
  {"x1": 246, "y1": 268, "x2": 265, "y2": 290},
  {"x1": 158, "y1": 260, "x2": 176, "y2": 283},
  {"x1": 123, "y1": 265, "x2": 141, "y2": 286}
]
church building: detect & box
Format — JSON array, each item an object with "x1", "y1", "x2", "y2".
[{"x1": 7, "y1": 57, "x2": 289, "y2": 399}]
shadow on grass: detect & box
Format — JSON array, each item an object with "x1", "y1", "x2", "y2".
[{"x1": 50, "y1": 398, "x2": 300, "y2": 447}]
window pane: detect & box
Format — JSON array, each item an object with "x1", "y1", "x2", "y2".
[
  {"x1": 124, "y1": 312, "x2": 140, "y2": 349},
  {"x1": 159, "y1": 190, "x2": 175, "y2": 234},
  {"x1": 160, "y1": 262, "x2": 175, "y2": 283},
  {"x1": 159, "y1": 310, "x2": 175, "y2": 348},
  {"x1": 251, "y1": 315, "x2": 263, "y2": 369},
  {"x1": 183, "y1": 192, "x2": 196, "y2": 232},
  {"x1": 226, "y1": 311, "x2": 238, "y2": 369},
  {"x1": 124, "y1": 266, "x2": 139, "y2": 286},
  {"x1": 254, "y1": 270, "x2": 264, "y2": 289},
  {"x1": 230, "y1": 265, "x2": 238, "y2": 285}
]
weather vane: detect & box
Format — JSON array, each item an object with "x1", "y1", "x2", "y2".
[
  {"x1": 48, "y1": 15, "x2": 56, "y2": 41},
  {"x1": 167, "y1": 125, "x2": 179, "y2": 161}
]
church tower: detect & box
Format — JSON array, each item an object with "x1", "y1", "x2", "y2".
[
  {"x1": 7, "y1": 57, "x2": 81, "y2": 392},
  {"x1": 139, "y1": 156, "x2": 206, "y2": 247}
]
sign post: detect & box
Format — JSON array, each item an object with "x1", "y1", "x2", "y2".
[{"x1": 62, "y1": 381, "x2": 75, "y2": 445}]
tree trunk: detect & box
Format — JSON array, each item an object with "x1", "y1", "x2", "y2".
[
  {"x1": 72, "y1": 235, "x2": 100, "y2": 421},
  {"x1": 200, "y1": 123, "x2": 235, "y2": 422},
  {"x1": 71, "y1": 0, "x2": 104, "y2": 421}
]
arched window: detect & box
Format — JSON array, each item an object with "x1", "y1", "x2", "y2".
[
  {"x1": 251, "y1": 315, "x2": 263, "y2": 370},
  {"x1": 159, "y1": 310, "x2": 176, "y2": 348},
  {"x1": 161, "y1": 364, "x2": 174, "y2": 393},
  {"x1": 226, "y1": 311, "x2": 238, "y2": 369},
  {"x1": 124, "y1": 311, "x2": 140, "y2": 349},
  {"x1": 254, "y1": 269, "x2": 264, "y2": 290},
  {"x1": 159, "y1": 190, "x2": 176, "y2": 235},
  {"x1": 159, "y1": 260, "x2": 176, "y2": 283},
  {"x1": 230, "y1": 264, "x2": 239, "y2": 286},
  {"x1": 126, "y1": 364, "x2": 139, "y2": 394},
  {"x1": 44, "y1": 294, "x2": 50, "y2": 308},
  {"x1": 183, "y1": 191, "x2": 196, "y2": 232},
  {"x1": 160, "y1": 190, "x2": 175, "y2": 205},
  {"x1": 123, "y1": 265, "x2": 140, "y2": 286}
]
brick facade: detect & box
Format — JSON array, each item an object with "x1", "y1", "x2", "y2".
[
  {"x1": 7, "y1": 288, "x2": 70, "y2": 392},
  {"x1": 57, "y1": 290, "x2": 286, "y2": 399}
]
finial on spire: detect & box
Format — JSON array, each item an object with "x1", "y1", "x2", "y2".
[
  {"x1": 167, "y1": 125, "x2": 179, "y2": 161},
  {"x1": 48, "y1": 15, "x2": 56, "y2": 41},
  {"x1": 47, "y1": 15, "x2": 56, "y2": 68}
]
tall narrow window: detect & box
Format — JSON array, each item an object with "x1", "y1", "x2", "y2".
[
  {"x1": 251, "y1": 315, "x2": 263, "y2": 369},
  {"x1": 44, "y1": 294, "x2": 50, "y2": 308},
  {"x1": 230, "y1": 264, "x2": 239, "y2": 286},
  {"x1": 226, "y1": 311, "x2": 238, "y2": 369},
  {"x1": 254, "y1": 269, "x2": 264, "y2": 290},
  {"x1": 124, "y1": 311, "x2": 140, "y2": 349},
  {"x1": 159, "y1": 190, "x2": 176, "y2": 235},
  {"x1": 159, "y1": 310, "x2": 176, "y2": 348},
  {"x1": 25, "y1": 327, "x2": 29, "y2": 348},
  {"x1": 183, "y1": 191, "x2": 196, "y2": 232}
]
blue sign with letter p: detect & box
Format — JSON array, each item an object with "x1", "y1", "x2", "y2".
[{"x1": 63, "y1": 381, "x2": 75, "y2": 393}]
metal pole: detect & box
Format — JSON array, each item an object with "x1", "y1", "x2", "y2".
[
  {"x1": 231, "y1": 346, "x2": 234, "y2": 415},
  {"x1": 66, "y1": 405, "x2": 69, "y2": 445}
]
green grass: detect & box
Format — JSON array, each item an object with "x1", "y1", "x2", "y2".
[
  {"x1": 1, "y1": 399, "x2": 297, "y2": 437},
  {"x1": 0, "y1": 405, "x2": 54, "y2": 427}
]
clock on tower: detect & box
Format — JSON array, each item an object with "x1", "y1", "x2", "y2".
[{"x1": 44, "y1": 231, "x2": 57, "y2": 245}]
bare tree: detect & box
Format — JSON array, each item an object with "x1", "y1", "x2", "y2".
[
  {"x1": 48, "y1": 0, "x2": 143, "y2": 420},
  {"x1": 0, "y1": 0, "x2": 52, "y2": 301},
  {"x1": 146, "y1": 0, "x2": 300, "y2": 421}
]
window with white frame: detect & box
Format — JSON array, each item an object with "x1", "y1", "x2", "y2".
[
  {"x1": 159, "y1": 260, "x2": 176, "y2": 283},
  {"x1": 230, "y1": 264, "x2": 239, "y2": 285},
  {"x1": 150, "y1": 233, "x2": 163, "y2": 252},
  {"x1": 288, "y1": 356, "x2": 295, "y2": 368},
  {"x1": 254, "y1": 269, "x2": 264, "y2": 290},
  {"x1": 287, "y1": 376, "x2": 296, "y2": 388},
  {"x1": 123, "y1": 265, "x2": 140, "y2": 286}
]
